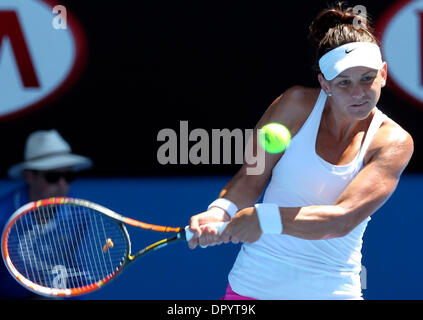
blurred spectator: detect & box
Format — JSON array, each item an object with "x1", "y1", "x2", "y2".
[{"x1": 0, "y1": 129, "x2": 92, "y2": 299}]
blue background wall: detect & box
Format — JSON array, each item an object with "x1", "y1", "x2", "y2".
[{"x1": 1, "y1": 174, "x2": 421, "y2": 300}]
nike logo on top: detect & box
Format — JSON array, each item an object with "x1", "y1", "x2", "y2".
[{"x1": 345, "y1": 48, "x2": 356, "y2": 54}]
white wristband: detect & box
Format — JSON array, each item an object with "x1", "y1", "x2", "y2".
[
  {"x1": 255, "y1": 203, "x2": 282, "y2": 234},
  {"x1": 208, "y1": 198, "x2": 238, "y2": 219}
]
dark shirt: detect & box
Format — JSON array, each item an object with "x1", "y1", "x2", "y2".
[{"x1": 0, "y1": 185, "x2": 37, "y2": 299}]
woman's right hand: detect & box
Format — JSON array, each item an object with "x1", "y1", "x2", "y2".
[{"x1": 188, "y1": 207, "x2": 231, "y2": 249}]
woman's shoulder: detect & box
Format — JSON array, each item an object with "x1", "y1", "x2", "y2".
[
  {"x1": 378, "y1": 114, "x2": 413, "y2": 147},
  {"x1": 366, "y1": 112, "x2": 414, "y2": 166},
  {"x1": 274, "y1": 86, "x2": 320, "y2": 113},
  {"x1": 286, "y1": 85, "x2": 320, "y2": 97},
  {"x1": 267, "y1": 86, "x2": 321, "y2": 135}
]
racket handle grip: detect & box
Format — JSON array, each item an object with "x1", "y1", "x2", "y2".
[{"x1": 184, "y1": 221, "x2": 229, "y2": 243}]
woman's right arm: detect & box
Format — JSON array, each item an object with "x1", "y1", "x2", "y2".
[{"x1": 188, "y1": 86, "x2": 314, "y2": 248}]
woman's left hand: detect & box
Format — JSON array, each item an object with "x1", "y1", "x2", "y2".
[{"x1": 221, "y1": 207, "x2": 262, "y2": 244}]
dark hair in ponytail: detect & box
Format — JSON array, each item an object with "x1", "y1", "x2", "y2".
[{"x1": 309, "y1": 2, "x2": 379, "y2": 72}]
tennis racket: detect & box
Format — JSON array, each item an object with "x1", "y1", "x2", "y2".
[{"x1": 1, "y1": 197, "x2": 227, "y2": 298}]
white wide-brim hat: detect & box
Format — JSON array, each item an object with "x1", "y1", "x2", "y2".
[{"x1": 8, "y1": 129, "x2": 92, "y2": 179}]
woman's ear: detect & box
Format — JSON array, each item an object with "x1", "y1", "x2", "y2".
[
  {"x1": 317, "y1": 73, "x2": 332, "y2": 95},
  {"x1": 380, "y1": 62, "x2": 388, "y2": 88}
]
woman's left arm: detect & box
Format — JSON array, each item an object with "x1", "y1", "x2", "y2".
[{"x1": 221, "y1": 124, "x2": 414, "y2": 242}]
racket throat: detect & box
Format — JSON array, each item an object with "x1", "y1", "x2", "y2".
[{"x1": 128, "y1": 254, "x2": 136, "y2": 261}]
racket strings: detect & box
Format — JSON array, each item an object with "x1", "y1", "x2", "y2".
[{"x1": 6, "y1": 204, "x2": 128, "y2": 290}]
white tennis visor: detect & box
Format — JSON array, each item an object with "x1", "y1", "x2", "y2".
[{"x1": 318, "y1": 42, "x2": 383, "y2": 80}]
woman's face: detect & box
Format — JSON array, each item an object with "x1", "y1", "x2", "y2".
[{"x1": 319, "y1": 63, "x2": 388, "y2": 120}]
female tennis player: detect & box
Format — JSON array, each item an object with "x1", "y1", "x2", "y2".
[{"x1": 188, "y1": 4, "x2": 414, "y2": 300}]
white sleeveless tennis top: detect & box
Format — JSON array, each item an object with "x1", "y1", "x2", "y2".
[{"x1": 228, "y1": 90, "x2": 387, "y2": 300}]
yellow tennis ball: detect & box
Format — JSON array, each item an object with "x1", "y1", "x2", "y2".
[{"x1": 259, "y1": 122, "x2": 291, "y2": 153}]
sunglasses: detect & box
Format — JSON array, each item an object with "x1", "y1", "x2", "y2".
[{"x1": 37, "y1": 171, "x2": 76, "y2": 184}]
